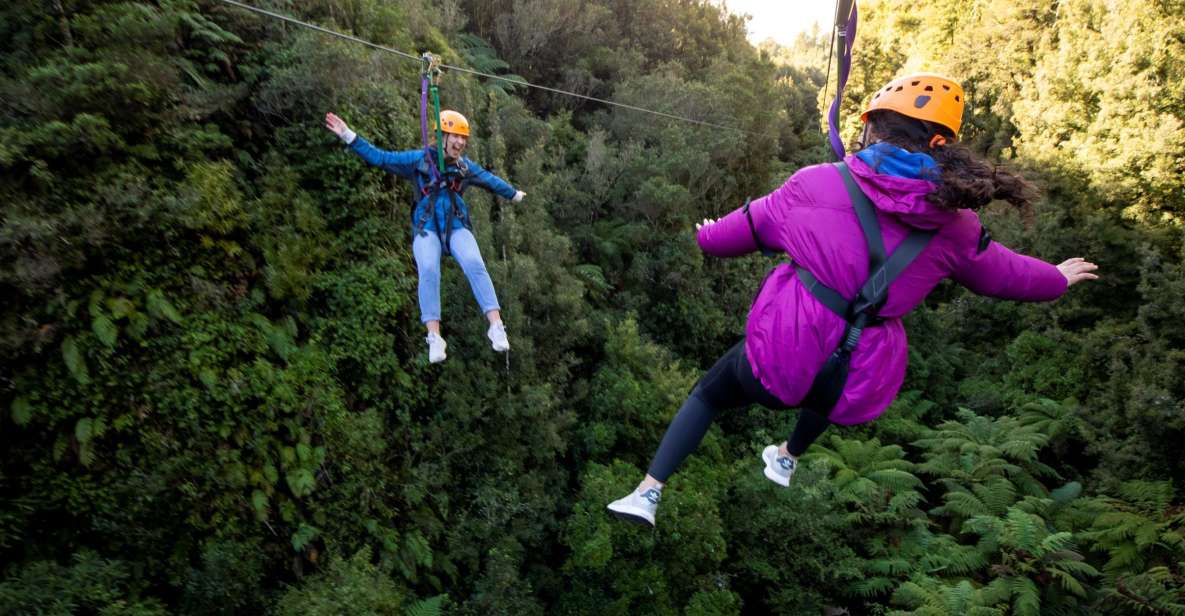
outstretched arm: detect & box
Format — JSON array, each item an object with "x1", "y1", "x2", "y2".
[
  {"x1": 324, "y1": 112, "x2": 421, "y2": 179},
  {"x1": 696, "y1": 183, "x2": 792, "y2": 258},
  {"x1": 465, "y1": 159, "x2": 522, "y2": 201},
  {"x1": 951, "y1": 237, "x2": 1097, "y2": 301}
]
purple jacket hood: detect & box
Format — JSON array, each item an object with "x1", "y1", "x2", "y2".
[{"x1": 846, "y1": 155, "x2": 959, "y2": 231}]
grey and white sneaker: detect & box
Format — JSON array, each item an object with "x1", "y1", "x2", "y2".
[
  {"x1": 426, "y1": 332, "x2": 447, "y2": 364},
  {"x1": 607, "y1": 486, "x2": 662, "y2": 527},
  {"x1": 762, "y1": 444, "x2": 796, "y2": 487},
  {"x1": 487, "y1": 322, "x2": 510, "y2": 352}
]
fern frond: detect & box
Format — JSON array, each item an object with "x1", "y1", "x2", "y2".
[
  {"x1": 851, "y1": 576, "x2": 897, "y2": 598},
  {"x1": 945, "y1": 490, "x2": 992, "y2": 517},
  {"x1": 868, "y1": 469, "x2": 924, "y2": 492},
  {"x1": 406, "y1": 594, "x2": 447, "y2": 616},
  {"x1": 1008, "y1": 576, "x2": 1041, "y2": 616},
  {"x1": 1048, "y1": 567, "x2": 1088, "y2": 597},
  {"x1": 1052, "y1": 559, "x2": 1100, "y2": 579},
  {"x1": 1002, "y1": 511, "x2": 1044, "y2": 553},
  {"x1": 1039, "y1": 531, "x2": 1075, "y2": 555}
]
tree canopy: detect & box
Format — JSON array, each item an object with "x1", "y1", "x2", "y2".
[{"x1": 2, "y1": 0, "x2": 1184, "y2": 614}]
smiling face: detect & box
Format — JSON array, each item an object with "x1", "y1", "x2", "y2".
[{"x1": 443, "y1": 133, "x2": 468, "y2": 161}]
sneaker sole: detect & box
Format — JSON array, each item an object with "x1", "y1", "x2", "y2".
[
  {"x1": 763, "y1": 465, "x2": 791, "y2": 487},
  {"x1": 606, "y1": 504, "x2": 655, "y2": 527}
]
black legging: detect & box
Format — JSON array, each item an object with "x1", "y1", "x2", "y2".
[{"x1": 647, "y1": 340, "x2": 831, "y2": 482}]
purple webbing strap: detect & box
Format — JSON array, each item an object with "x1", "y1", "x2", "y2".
[
  {"x1": 420, "y1": 75, "x2": 430, "y2": 150},
  {"x1": 419, "y1": 74, "x2": 440, "y2": 182},
  {"x1": 828, "y1": 1, "x2": 858, "y2": 160}
]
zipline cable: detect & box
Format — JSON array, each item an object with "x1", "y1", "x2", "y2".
[{"x1": 216, "y1": 0, "x2": 751, "y2": 135}]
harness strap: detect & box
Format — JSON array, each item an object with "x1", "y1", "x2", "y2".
[
  {"x1": 977, "y1": 225, "x2": 992, "y2": 254},
  {"x1": 795, "y1": 267, "x2": 850, "y2": 319},
  {"x1": 854, "y1": 225, "x2": 932, "y2": 315},
  {"x1": 795, "y1": 162, "x2": 935, "y2": 415},
  {"x1": 837, "y1": 162, "x2": 885, "y2": 268},
  {"x1": 413, "y1": 185, "x2": 441, "y2": 242},
  {"x1": 742, "y1": 199, "x2": 775, "y2": 256}
]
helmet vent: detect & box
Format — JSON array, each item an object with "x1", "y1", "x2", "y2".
[
  {"x1": 911, "y1": 80, "x2": 920, "y2": 86},
  {"x1": 924, "y1": 85, "x2": 934, "y2": 91},
  {"x1": 942, "y1": 85, "x2": 951, "y2": 91},
  {"x1": 895, "y1": 86, "x2": 903, "y2": 91},
  {"x1": 954, "y1": 95, "x2": 961, "y2": 102}
]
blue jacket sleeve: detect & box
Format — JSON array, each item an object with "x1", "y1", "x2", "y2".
[
  {"x1": 347, "y1": 136, "x2": 422, "y2": 180},
  {"x1": 463, "y1": 158, "x2": 518, "y2": 199}
]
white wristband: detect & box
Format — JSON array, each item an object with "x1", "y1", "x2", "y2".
[{"x1": 340, "y1": 128, "x2": 356, "y2": 144}]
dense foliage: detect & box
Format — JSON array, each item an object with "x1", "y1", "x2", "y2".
[{"x1": 2, "y1": 0, "x2": 1183, "y2": 614}]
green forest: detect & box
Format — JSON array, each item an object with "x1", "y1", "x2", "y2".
[{"x1": 2, "y1": 0, "x2": 1184, "y2": 613}]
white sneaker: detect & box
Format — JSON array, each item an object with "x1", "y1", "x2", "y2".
[
  {"x1": 762, "y1": 445, "x2": 796, "y2": 487},
  {"x1": 426, "y1": 332, "x2": 447, "y2": 363},
  {"x1": 487, "y1": 322, "x2": 510, "y2": 352},
  {"x1": 607, "y1": 486, "x2": 661, "y2": 527}
]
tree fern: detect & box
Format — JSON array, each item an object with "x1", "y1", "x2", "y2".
[
  {"x1": 455, "y1": 34, "x2": 526, "y2": 96},
  {"x1": 889, "y1": 576, "x2": 1007, "y2": 616},
  {"x1": 405, "y1": 594, "x2": 446, "y2": 616},
  {"x1": 915, "y1": 410, "x2": 1057, "y2": 514},
  {"x1": 802, "y1": 435, "x2": 925, "y2": 527},
  {"x1": 1095, "y1": 564, "x2": 1185, "y2": 616},
  {"x1": 1008, "y1": 576, "x2": 1041, "y2": 616},
  {"x1": 1016, "y1": 398, "x2": 1078, "y2": 441},
  {"x1": 1078, "y1": 483, "x2": 1185, "y2": 576},
  {"x1": 852, "y1": 575, "x2": 899, "y2": 598},
  {"x1": 1001, "y1": 509, "x2": 1045, "y2": 554},
  {"x1": 918, "y1": 535, "x2": 989, "y2": 576},
  {"x1": 938, "y1": 488, "x2": 992, "y2": 518}
]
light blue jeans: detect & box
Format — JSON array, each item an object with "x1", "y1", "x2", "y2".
[{"x1": 412, "y1": 228, "x2": 500, "y2": 323}]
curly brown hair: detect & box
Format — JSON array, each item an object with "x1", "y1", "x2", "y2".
[{"x1": 862, "y1": 110, "x2": 1038, "y2": 211}]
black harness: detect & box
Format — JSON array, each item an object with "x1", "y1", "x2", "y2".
[
  {"x1": 414, "y1": 151, "x2": 471, "y2": 254},
  {"x1": 751, "y1": 162, "x2": 936, "y2": 415}
]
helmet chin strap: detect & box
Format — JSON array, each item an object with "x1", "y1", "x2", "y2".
[
  {"x1": 858, "y1": 124, "x2": 869, "y2": 150},
  {"x1": 856, "y1": 124, "x2": 879, "y2": 150}
]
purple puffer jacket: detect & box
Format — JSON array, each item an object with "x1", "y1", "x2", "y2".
[{"x1": 697, "y1": 155, "x2": 1067, "y2": 425}]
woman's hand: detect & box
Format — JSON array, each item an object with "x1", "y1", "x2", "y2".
[
  {"x1": 1057, "y1": 257, "x2": 1099, "y2": 286},
  {"x1": 512, "y1": 190, "x2": 526, "y2": 203},
  {"x1": 695, "y1": 217, "x2": 717, "y2": 231},
  {"x1": 324, "y1": 112, "x2": 355, "y2": 143}
]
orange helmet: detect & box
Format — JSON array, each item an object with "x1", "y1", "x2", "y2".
[
  {"x1": 437, "y1": 110, "x2": 470, "y2": 137},
  {"x1": 861, "y1": 73, "x2": 965, "y2": 138}
]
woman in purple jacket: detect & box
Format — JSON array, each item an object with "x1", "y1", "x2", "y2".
[{"x1": 608, "y1": 73, "x2": 1098, "y2": 527}]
